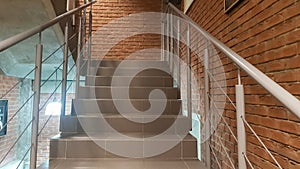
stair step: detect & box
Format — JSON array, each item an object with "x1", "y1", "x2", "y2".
[
  {"x1": 71, "y1": 99, "x2": 181, "y2": 115},
  {"x1": 38, "y1": 159, "x2": 207, "y2": 169},
  {"x1": 85, "y1": 76, "x2": 173, "y2": 87},
  {"x1": 87, "y1": 60, "x2": 169, "y2": 68},
  {"x1": 90, "y1": 67, "x2": 171, "y2": 77},
  {"x1": 78, "y1": 86, "x2": 180, "y2": 99},
  {"x1": 50, "y1": 133, "x2": 197, "y2": 159},
  {"x1": 60, "y1": 115, "x2": 191, "y2": 134}
]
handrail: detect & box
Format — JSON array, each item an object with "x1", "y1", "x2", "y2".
[
  {"x1": 168, "y1": 3, "x2": 300, "y2": 119},
  {"x1": 0, "y1": 0, "x2": 96, "y2": 52}
]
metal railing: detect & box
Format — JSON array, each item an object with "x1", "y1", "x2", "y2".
[
  {"x1": 0, "y1": 1, "x2": 96, "y2": 168},
  {"x1": 164, "y1": 2, "x2": 300, "y2": 169}
]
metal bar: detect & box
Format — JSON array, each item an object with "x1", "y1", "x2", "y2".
[
  {"x1": 76, "y1": 18, "x2": 82, "y2": 99},
  {"x1": 0, "y1": 119, "x2": 33, "y2": 165},
  {"x1": 177, "y1": 18, "x2": 181, "y2": 88},
  {"x1": 42, "y1": 43, "x2": 65, "y2": 64},
  {"x1": 236, "y1": 83, "x2": 246, "y2": 169},
  {"x1": 0, "y1": 67, "x2": 36, "y2": 99},
  {"x1": 242, "y1": 118, "x2": 283, "y2": 169},
  {"x1": 166, "y1": 12, "x2": 170, "y2": 63},
  {"x1": 207, "y1": 70, "x2": 236, "y2": 109},
  {"x1": 0, "y1": 93, "x2": 35, "y2": 133},
  {"x1": 17, "y1": 144, "x2": 33, "y2": 169},
  {"x1": 186, "y1": 24, "x2": 192, "y2": 129},
  {"x1": 170, "y1": 10, "x2": 174, "y2": 75},
  {"x1": 208, "y1": 95, "x2": 238, "y2": 142},
  {"x1": 30, "y1": 41, "x2": 43, "y2": 169},
  {"x1": 168, "y1": 2, "x2": 300, "y2": 119},
  {"x1": 0, "y1": 1, "x2": 96, "y2": 52},
  {"x1": 87, "y1": 9, "x2": 92, "y2": 75},
  {"x1": 243, "y1": 152, "x2": 255, "y2": 169},
  {"x1": 209, "y1": 143, "x2": 222, "y2": 169},
  {"x1": 61, "y1": 22, "x2": 69, "y2": 119},
  {"x1": 217, "y1": 136, "x2": 236, "y2": 169},
  {"x1": 204, "y1": 47, "x2": 211, "y2": 169}
]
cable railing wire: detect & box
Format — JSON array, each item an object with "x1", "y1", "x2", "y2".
[
  {"x1": 16, "y1": 144, "x2": 33, "y2": 169},
  {"x1": 0, "y1": 92, "x2": 35, "y2": 133},
  {"x1": 0, "y1": 67, "x2": 36, "y2": 100},
  {"x1": 208, "y1": 94, "x2": 238, "y2": 142},
  {"x1": 241, "y1": 117, "x2": 283, "y2": 169},
  {"x1": 217, "y1": 136, "x2": 236, "y2": 169},
  {"x1": 42, "y1": 43, "x2": 65, "y2": 64},
  {"x1": 38, "y1": 81, "x2": 62, "y2": 135},
  {"x1": 209, "y1": 142, "x2": 222, "y2": 169},
  {"x1": 207, "y1": 70, "x2": 237, "y2": 109},
  {"x1": 38, "y1": 62, "x2": 76, "y2": 135},
  {"x1": 0, "y1": 119, "x2": 33, "y2": 165},
  {"x1": 243, "y1": 152, "x2": 255, "y2": 169}
]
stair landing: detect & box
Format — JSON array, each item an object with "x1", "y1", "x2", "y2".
[{"x1": 38, "y1": 159, "x2": 207, "y2": 169}]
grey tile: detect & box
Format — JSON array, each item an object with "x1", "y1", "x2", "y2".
[
  {"x1": 50, "y1": 140, "x2": 66, "y2": 159},
  {"x1": 66, "y1": 140, "x2": 106, "y2": 158}
]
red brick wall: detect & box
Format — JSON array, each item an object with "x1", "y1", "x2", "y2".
[
  {"x1": 0, "y1": 75, "x2": 20, "y2": 167},
  {"x1": 183, "y1": 0, "x2": 300, "y2": 168},
  {"x1": 78, "y1": 0, "x2": 163, "y2": 60},
  {"x1": 37, "y1": 93, "x2": 74, "y2": 166}
]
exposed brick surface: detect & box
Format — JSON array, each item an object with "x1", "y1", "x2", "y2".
[
  {"x1": 78, "y1": 0, "x2": 163, "y2": 60},
  {"x1": 183, "y1": 0, "x2": 300, "y2": 168},
  {"x1": 0, "y1": 75, "x2": 20, "y2": 167}
]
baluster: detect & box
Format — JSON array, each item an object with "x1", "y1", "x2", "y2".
[{"x1": 30, "y1": 33, "x2": 42, "y2": 169}]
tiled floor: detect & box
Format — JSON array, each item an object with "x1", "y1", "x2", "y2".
[{"x1": 38, "y1": 159, "x2": 207, "y2": 169}]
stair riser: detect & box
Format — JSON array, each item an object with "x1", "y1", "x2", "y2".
[
  {"x1": 85, "y1": 76, "x2": 174, "y2": 87},
  {"x1": 78, "y1": 87, "x2": 179, "y2": 99},
  {"x1": 71, "y1": 100, "x2": 181, "y2": 115},
  {"x1": 60, "y1": 116, "x2": 191, "y2": 134},
  {"x1": 92, "y1": 68, "x2": 171, "y2": 77},
  {"x1": 50, "y1": 139, "x2": 197, "y2": 160},
  {"x1": 86, "y1": 60, "x2": 169, "y2": 68}
]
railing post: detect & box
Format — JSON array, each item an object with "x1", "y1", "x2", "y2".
[
  {"x1": 204, "y1": 45, "x2": 211, "y2": 169},
  {"x1": 87, "y1": 7, "x2": 92, "y2": 75},
  {"x1": 177, "y1": 18, "x2": 181, "y2": 88},
  {"x1": 166, "y1": 11, "x2": 170, "y2": 63},
  {"x1": 61, "y1": 22, "x2": 69, "y2": 122},
  {"x1": 162, "y1": 14, "x2": 165, "y2": 61},
  {"x1": 236, "y1": 69, "x2": 246, "y2": 169},
  {"x1": 186, "y1": 24, "x2": 192, "y2": 129},
  {"x1": 75, "y1": 18, "x2": 82, "y2": 99},
  {"x1": 170, "y1": 9, "x2": 174, "y2": 76},
  {"x1": 30, "y1": 33, "x2": 42, "y2": 169}
]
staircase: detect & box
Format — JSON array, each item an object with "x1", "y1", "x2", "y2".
[{"x1": 49, "y1": 60, "x2": 198, "y2": 161}]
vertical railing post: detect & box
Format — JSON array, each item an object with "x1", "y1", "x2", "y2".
[
  {"x1": 186, "y1": 24, "x2": 192, "y2": 129},
  {"x1": 30, "y1": 33, "x2": 43, "y2": 169},
  {"x1": 87, "y1": 6, "x2": 93, "y2": 75},
  {"x1": 75, "y1": 18, "x2": 82, "y2": 99},
  {"x1": 162, "y1": 14, "x2": 165, "y2": 61},
  {"x1": 166, "y1": 11, "x2": 170, "y2": 63},
  {"x1": 204, "y1": 44, "x2": 211, "y2": 169},
  {"x1": 177, "y1": 18, "x2": 181, "y2": 88},
  {"x1": 236, "y1": 69, "x2": 246, "y2": 169},
  {"x1": 170, "y1": 9, "x2": 174, "y2": 76},
  {"x1": 61, "y1": 22, "x2": 69, "y2": 123}
]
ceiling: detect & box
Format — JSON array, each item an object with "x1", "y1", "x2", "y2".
[{"x1": 0, "y1": 0, "x2": 75, "y2": 81}]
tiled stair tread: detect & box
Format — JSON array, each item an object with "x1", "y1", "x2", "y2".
[
  {"x1": 51, "y1": 133, "x2": 196, "y2": 141},
  {"x1": 38, "y1": 159, "x2": 207, "y2": 169},
  {"x1": 80, "y1": 86, "x2": 178, "y2": 89},
  {"x1": 74, "y1": 99, "x2": 181, "y2": 101},
  {"x1": 74, "y1": 114, "x2": 187, "y2": 118}
]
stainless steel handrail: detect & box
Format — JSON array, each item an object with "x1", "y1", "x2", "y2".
[
  {"x1": 168, "y1": 3, "x2": 300, "y2": 119},
  {"x1": 0, "y1": 0, "x2": 96, "y2": 52}
]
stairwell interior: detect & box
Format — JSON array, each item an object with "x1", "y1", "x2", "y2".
[{"x1": 46, "y1": 60, "x2": 205, "y2": 168}]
